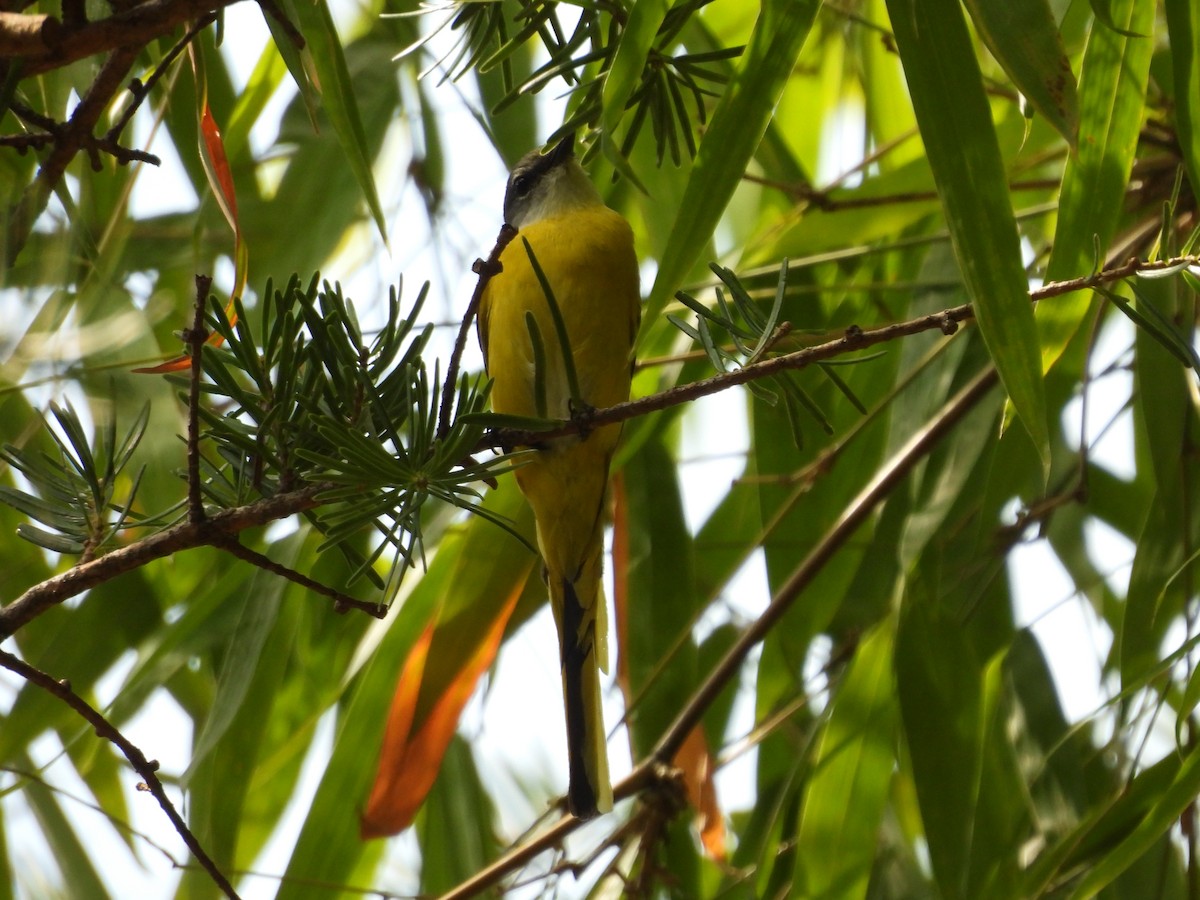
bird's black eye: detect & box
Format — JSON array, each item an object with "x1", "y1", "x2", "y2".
[{"x1": 511, "y1": 174, "x2": 531, "y2": 197}]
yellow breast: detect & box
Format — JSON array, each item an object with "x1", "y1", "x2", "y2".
[{"x1": 481, "y1": 205, "x2": 640, "y2": 424}]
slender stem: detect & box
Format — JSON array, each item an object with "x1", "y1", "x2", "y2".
[
  {"x1": 647, "y1": 365, "x2": 999, "y2": 763},
  {"x1": 0, "y1": 650, "x2": 242, "y2": 899},
  {"x1": 437, "y1": 224, "x2": 517, "y2": 440},
  {"x1": 186, "y1": 274, "x2": 211, "y2": 524},
  {"x1": 481, "y1": 252, "x2": 1198, "y2": 450},
  {"x1": 212, "y1": 534, "x2": 387, "y2": 618}
]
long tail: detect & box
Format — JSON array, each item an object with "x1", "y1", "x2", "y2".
[{"x1": 556, "y1": 572, "x2": 612, "y2": 819}]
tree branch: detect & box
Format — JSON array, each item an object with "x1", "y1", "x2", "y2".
[
  {"x1": 480, "y1": 252, "x2": 1199, "y2": 451},
  {"x1": 212, "y1": 534, "x2": 387, "y2": 618},
  {"x1": 0, "y1": 483, "x2": 332, "y2": 639},
  {"x1": 438, "y1": 223, "x2": 516, "y2": 440},
  {"x1": 186, "y1": 275, "x2": 212, "y2": 524},
  {"x1": 6, "y1": 44, "x2": 141, "y2": 261},
  {"x1": 0, "y1": 649, "x2": 242, "y2": 899},
  {"x1": 0, "y1": 0, "x2": 243, "y2": 75}
]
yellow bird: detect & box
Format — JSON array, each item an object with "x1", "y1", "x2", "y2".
[{"x1": 478, "y1": 134, "x2": 640, "y2": 819}]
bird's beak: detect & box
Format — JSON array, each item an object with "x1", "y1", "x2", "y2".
[{"x1": 548, "y1": 132, "x2": 576, "y2": 165}]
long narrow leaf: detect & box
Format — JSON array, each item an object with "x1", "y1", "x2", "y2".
[{"x1": 886, "y1": 0, "x2": 1050, "y2": 474}]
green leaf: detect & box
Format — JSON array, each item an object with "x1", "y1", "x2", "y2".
[
  {"x1": 962, "y1": 0, "x2": 1079, "y2": 145},
  {"x1": 284, "y1": 0, "x2": 388, "y2": 244},
  {"x1": 1039, "y1": 0, "x2": 1155, "y2": 367},
  {"x1": 1165, "y1": 0, "x2": 1200, "y2": 195},
  {"x1": 796, "y1": 619, "x2": 897, "y2": 898},
  {"x1": 886, "y1": 0, "x2": 1050, "y2": 476},
  {"x1": 601, "y1": 0, "x2": 670, "y2": 182},
  {"x1": 21, "y1": 763, "x2": 111, "y2": 900},
  {"x1": 895, "y1": 595, "x2": 983, "y2": 900},
  {"x1": 620, "y1": 432, "x2": 700, "y2": 759},
  {"x1": 1067, "y1": 744, "x2": 1200, "y2": 898},
  {"x1": 644, "y1": 0, "x2": 820, "y2": 326},
  {"x1": 182, "y1": 534, "x2": 299, "y2": 784},
  {"x1": 415, "y1": 737, "x2": 499, "y2": 895}
]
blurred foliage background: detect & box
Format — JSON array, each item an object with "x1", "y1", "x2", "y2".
[{"x1": 2, "y1": 0, "x2": 1200, "y2": 897}]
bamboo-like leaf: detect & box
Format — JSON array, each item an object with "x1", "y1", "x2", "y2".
[
  {"x1": 886, "y1": 0, "x2": 1050, "y2": 475},
  {"x1": 21, "y1": 769, "x2": 111, "y2": 900},
  {"x1": 644, "y1": 0, "x2": 820, "y2": 325},
  {"x1": 796, "y1": 619, "x2": 896, "y2": 897},
  {"x1": 182, "y1": 536, "x2": 298, "y2": 786},
  {"x1": 1039, "y1": 0, "x2": 1155, "y2": 367},
  {"x1": 285, "y1": 0, "x2": 388, "y2": 244},
  {"x1": 1165, "y1": 0, "x2": 1200, "y2": 213},
  {"x1": 962, "y1": 0, "x2": 1079, "y2": 145},
  {"x1": 895, "y1": 595, "x2": 983, "y2": 900},
  {"x1": 1067, "y1": 744, "x2": 1200, "y2": 898},
  {"x1": 522, "y1": 237, "x2": 582, "y2": 407},
  {"x1": 601, "y1": 0, "x2": 669, "y2": 180}
]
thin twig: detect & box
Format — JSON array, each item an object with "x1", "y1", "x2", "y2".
[
  {"x1": 186, "y1": 274, "x2": 211, "y2": 524},
  {"x1": 437, "y1": 223, "x2": 517, "y2": 440},
  {"x1": 0, "y1": 483, "x2": 332, "y2": 638},
  {"x1": 105, "y1": 12, "x2": 217, "y2": 144},
  {"x1": 0, "y1": 650, "x2": 241, "y2": 899},
  {"x1": 6, "y1": 44, "x2": 139, "y2": 260},
  {"x1": 646, "y1": 365, "x2": 999, "y2": 763},
  {"x1": 436, "y1": 809, "x2": 589, "y2": 900},
  {"x1": 212, "y1": 534, "x2": 388, "y2": 618},
  {"x1": 480, "y1": 252, "x2": 1199, "y2": 451}
]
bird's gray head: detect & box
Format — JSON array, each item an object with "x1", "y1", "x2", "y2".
[{"x1": 502, "y1": 133, "x2": 601, "y2": 229}]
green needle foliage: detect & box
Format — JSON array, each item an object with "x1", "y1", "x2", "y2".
[
  {"x1": 0, "y1": 400, "x2": 149, "y2": 556},
  {"x1": 197, "y1": 276, "x2": 508, "y2": 584}
]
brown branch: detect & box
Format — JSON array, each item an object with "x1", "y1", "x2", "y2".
[
  {"x1": 481, "y1": 252, "x2": 1199, "y2": 451},
  {"x1": 0, "y1": 483, "x2": 332, "y2": 639},
  {"x1": 1, "y1": 0, "x2": 242, "y2": 75},
  {"x1": 0, "y1": 650, "x2": 242, "y2": 899},
  {"x1": 6, "y1": 44, "x2": 140, "y2": 261},
  {"x1": 104, "y1": 12, "x2": 217, "y2": 146},
  {"x1": 186, "y1": 275, "x2": 211, "y2": 524},
  {"x1": 0, "y1": 10, "x2": 58, "y2": 54},
  {"x1": 212, "y1": 534, "x2": 387, "y2": 618},
  {"x1": 645, "y1": 365, "x2": 999, "y2": 764},
  {"x1": 438, "y1": 223, "x2": 517, "y2": 440},
  {"x1": 436, "y1": 810, "x2": 590, "y2": 900}
]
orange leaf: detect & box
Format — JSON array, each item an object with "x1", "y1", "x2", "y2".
[
  {"x1": 131, "y1": 354, "x2": 193, "y2": 375},
  {"x1": 136, "y1": 44, "x2": 246, "y2": 376},
  {"x1": 674, "y1": 725, "x2": 727, "y2": 861},
  {"x1": 360, "y1": 580, "x2": 525, "y2": 838}
]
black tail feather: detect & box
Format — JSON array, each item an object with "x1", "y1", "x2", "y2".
[{"x1": 560, "y1": 574, "x2": 599, "y2": 819}]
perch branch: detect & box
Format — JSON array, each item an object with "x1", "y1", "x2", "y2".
[
  {"x1": 480, "y1": 252, "x2": 1199, "y2": 451},
  {"x1": 438, "y1": 223, "x2": 516, "y2": 440}
]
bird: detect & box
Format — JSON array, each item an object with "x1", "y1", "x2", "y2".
[{"x1": 477, "y1": 133, "x2": 640, "y2": 819}]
